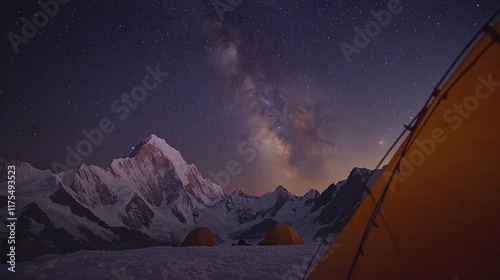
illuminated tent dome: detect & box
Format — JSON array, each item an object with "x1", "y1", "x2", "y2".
[
  {"x1": 181, "y1": 227, "x2": 218, "y2": 247},
  {"x1": 260, "y1": 224, "x2": 304, "y2": 245}
]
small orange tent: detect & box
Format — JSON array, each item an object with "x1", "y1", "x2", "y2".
[
  {"x1": 181, "y1": 227, "x2": 218, "y2": 247},
  {"x1": 261, "y1": 224, "x2": 304, "y2": 245}
]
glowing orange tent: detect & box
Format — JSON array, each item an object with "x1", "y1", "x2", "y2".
[
  {"x1": 181, "y1": 227, "x2": 218, "y2": 247},
  {"x1": 261, "y1": 224, "x2": 304, "y2": 245},
  {"x1": 307, "y1": 17, "x2": 500, "y2": 280}
]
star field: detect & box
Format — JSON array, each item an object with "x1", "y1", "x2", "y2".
[{"x1": 0, "y1": 0, "x2": 498, "y2": 195}]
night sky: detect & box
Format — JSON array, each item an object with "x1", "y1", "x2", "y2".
[{"x1": 1, "y1": 1, "x2": 498, "y2": 195}]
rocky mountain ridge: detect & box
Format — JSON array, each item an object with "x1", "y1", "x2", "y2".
[{"x1": 0, "y1": 135, "x2": 381, "y2": 261}]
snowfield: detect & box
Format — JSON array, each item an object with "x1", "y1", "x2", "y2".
[{"x1": 0, "y1": 243, "x2": 320, "y2": 280}]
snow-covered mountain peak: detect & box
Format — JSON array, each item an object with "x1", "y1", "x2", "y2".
[
  {"x1": 349, "y1": 167, "x2": 372, "y2": 179},
  {"x1": 231, "y1": 189, "x2": 255, "y2": 199},
  {"x1": 120, "y1": 134, "x2": 195, "y2": 188},
  {"x1": 127, "y1": 134, "x2": 184, "y2": 163},
  {"x1": 51, "y1": 134, "x2": 225, "y2": 225},
  {"x1": 0, "y1": 157, "x2": 33, "y2": 175},
  {"x1": 303, "y1": 189, "x2": 320, "y2": 200},
  {"x1": 268, "y1": 185, "x2": 298, "y2": 202},
  {"x1": 275, "y1": 185, "x2": 286, "y2": 191}
]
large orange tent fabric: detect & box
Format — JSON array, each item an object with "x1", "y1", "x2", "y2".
[
  {"x1": 308, "y1": 19, "x2": 500, "y2": 279},
  {"x1": 181, "y1": 227, "x2": 218, "y2": 247},
  {"x1": 261, "y1": 224, "x2": 304, "y2": 245}
]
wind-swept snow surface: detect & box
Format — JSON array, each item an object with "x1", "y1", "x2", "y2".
[{"x1": 0, "y1": 243, "x2": 319, "y2": 280}]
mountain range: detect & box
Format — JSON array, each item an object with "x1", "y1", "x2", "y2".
[{"x1": 0, "y1": 134, "x2": 381, "y2": 261}]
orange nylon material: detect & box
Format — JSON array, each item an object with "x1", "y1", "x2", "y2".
[{"x1": 309, "y1": 21, "x2": 500, "y2": 280}]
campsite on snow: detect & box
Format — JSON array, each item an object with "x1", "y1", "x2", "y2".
[{"x1": 1, "y1": 1, "x2": 500, "y2": 280}]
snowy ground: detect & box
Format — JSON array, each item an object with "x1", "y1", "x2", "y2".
[{"x1": 0, "y1": 243, "x2": 320, "y2": 280}]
